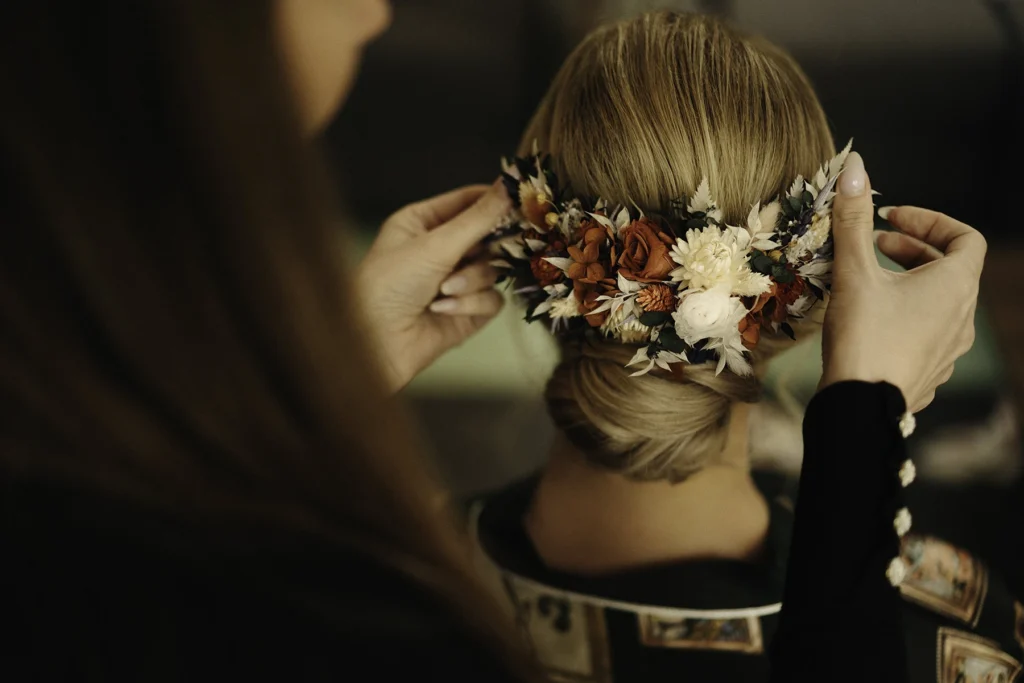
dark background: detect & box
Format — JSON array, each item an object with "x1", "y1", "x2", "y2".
[
  {"x1": 323, "y1": 0, "x2": 1024, "y2": 570},
  {"x1": 326, "y1": 0, "x2": 1024, "y2": 241}
]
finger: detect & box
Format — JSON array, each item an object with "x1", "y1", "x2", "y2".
[
  {"x1": 912, "y1": 391, "x2": 937, "y2": 414},
  {"x1": 873, "y1": 230, "x2": 944, "y2": 270},
  {"x1": 429, "y1": 290, "x2": 504, "y2": 317},
  {"x1": 377, "y1": 185, "x2": 490, "y2": 250},
  {"x1": 440, "y1": 261, "x2": 499, "y2": 297},
  {"x1": 425, "y1": 181, "x2": 513, "y2": 267},
  {"x1": 878, "y1": 205, "x2": 987, "y2": 270},
  {"x1": 831, "y1": 152, "x2": 878, "y2": 273}
]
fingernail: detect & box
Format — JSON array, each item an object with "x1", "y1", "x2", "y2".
[
  {"x1": 440, "y1": 275, "x2": 466, "y2": 296},
  {"x1": 430, "y1": 298, "x2": 458, "y2": 313},
  {"x1": 878, "y1": 205, "x2": 895, "y2": 220},
  {"x1": 839, "y1": 152, "x2": 866, "y2": 197}
]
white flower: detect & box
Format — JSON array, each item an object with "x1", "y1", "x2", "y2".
[
  {"x1": 786, "y1": 213, "x2": 831, "y2": 262},
  {"x1": 495, "y1": 235, "x2": 527, "y2": 261},
  {"x1": 531, "y1": 283, "x2": 571, "y2": 318},
  {"x1": 787, "y1": 294, "x2": 815, "y2": 318},
  {"x1": 549, "y1": 294, "x2": 580, "y2": 319},
  {"x1": 600, "y1": 305, "x2": 651, "y2": 344},
  {"x1": 626, "y1": 346, "x2": 686, "y2": 377},
  {"x1": 669, "y1": 225, "x2": 771, "y2": 296},
  {"x1": 672, "y1": 286, "x2": 752, "y2": 376},
  {"x1": 706, "y1": 336, "x2": 753, "y2": 376},
  {"x1": 542, "y1": 256, "x2": 574, "y2": 274},
  {"x1": 747, "y1": 202, "x2": 781, "y2": 251},
  {"x1": 672, "y1": 286, "x2": 745, "y2": 344},
  {"x1": 558, "y1": 200, "x2": 585, "y2": 241},
  {"x1": 798, "y1": 259, "x2": 832, "y2": 290},
  {"x1": 687, "y1": 177, "x2": 723, "y2": 222},
  {"x1": 617, "y1": 272, "x2": 642, "y2": 294}
]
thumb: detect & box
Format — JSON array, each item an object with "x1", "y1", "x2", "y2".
[
  {"x1": 830, "y1": 152, "x2": 877, "y2": 273},
  {"x1": 425, "y1": 181, "x2": 512, "y2": 267}
]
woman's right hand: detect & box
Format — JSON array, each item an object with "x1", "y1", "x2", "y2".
[{"x1": 820, "y1": 152, "x2": 988, "y2": 413}]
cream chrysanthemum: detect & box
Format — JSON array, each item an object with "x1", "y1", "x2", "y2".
[{"x1": 670, "y1": 225, "x2": 771, "y2": 296}]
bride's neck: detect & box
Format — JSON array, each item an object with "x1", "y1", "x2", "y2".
[{"x1": 525, "y1": 404, "x2": 769, "y2": 575}]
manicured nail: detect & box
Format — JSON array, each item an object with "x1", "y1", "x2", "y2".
[
  {"x1": 839, "y1": 152, "x2": 866, "y2": 197},
  {"x1": 440, "y1": 275, "x2": 466, "y2": 296},
  {"x1": 430, "y1": 298, "x2": 458, "y2": 313},
  {"x1": 878, "y1": 205, "x2": 896, "y2": 220}
]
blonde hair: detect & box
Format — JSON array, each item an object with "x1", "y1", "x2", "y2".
[{"x1": 524, "y1": 12, "x2": 834, "y2": 482}]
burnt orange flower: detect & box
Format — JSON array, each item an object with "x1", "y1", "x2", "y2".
[
  {"x1": 617, "y1": 218, "x2": 675, "y2": 283},
  {"x1": 572, "y1": 281, "x2": 609, "y2": 327},
  {"x1": 530, "y1": 253, "x2": 563, "y2": 287},
  {"x1": 519, "y1": 182, "x2": 554, "y2": 231},
  {"x1": 740, "y1": 275, "x2": 808, "y2": 348},
  {"x1": 738, "y1": 316, "x2": 761, "y2": 349},
  {"x1": 567, "y1": 221, "x2": 610, "y2": 283}
]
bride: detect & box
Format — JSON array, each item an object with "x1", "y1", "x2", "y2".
[{"x1": 472, "y1": 11, "x2": 1020, "y2": 683}]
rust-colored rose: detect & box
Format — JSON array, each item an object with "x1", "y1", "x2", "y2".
[
  {"x1": 617, "y1": 218, "x2": 675, "y2": 283},
  {"x1": 530, "y1": 253, "x2": 563, "y2": 287}
]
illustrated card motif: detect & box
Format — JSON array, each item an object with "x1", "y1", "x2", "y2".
[
  {"x1": 937, "y1": 628, "x2": 1021, "y2": 683},
  {"x1": 899, "y1": 534, "x2": 988, "y2": 626},
  {"x1": 503, "y1": 576, "x2": 612, "y2": 683},
  {"x1": 637, "y1": 614, "x2": 764, "y2": 654}
]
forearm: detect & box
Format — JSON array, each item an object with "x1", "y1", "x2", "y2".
[{"x1": 769, "y1": 381, "x2": 911, "y2": 682}]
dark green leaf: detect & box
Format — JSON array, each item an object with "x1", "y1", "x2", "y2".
[
  {"x1": 771, "y1": 265, "x2": 795, "y2": 284},
  {"x1": 780, "y1": 322, "x2": 796, "y2": 340},
  {"x1": 750, "y1": 251, "x2": 774, "y2": 275},
  {"x1": 801, "y1": 190, "x2": 814, "y2": 205},
  {"x1": 787, "y1": 196, "x2": 803, "y2": 214},
  {"x1": 657, "y1": 326, "x2": 687, "y2": 353},
  {"x1": 639, "y1": 311, "x2": 672, "y2": 327}
]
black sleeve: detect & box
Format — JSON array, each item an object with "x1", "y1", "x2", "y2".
[{"x1": 769, "y1": 381, "x2": 910, "y2": 683}]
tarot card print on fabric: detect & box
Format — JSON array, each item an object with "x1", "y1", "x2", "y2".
[
  {"x1": 503, "y1": 575, "x2": 613, "y2": 683},
  {"x1": 637, "y1": 614, "x2": 764, "y2": 654},
  {"x1": 937, "y1": 628, "x2": 1022, "y2": 683},
  {"x1": 899, "y1": 534, "x2": 988, "y2": 626}
]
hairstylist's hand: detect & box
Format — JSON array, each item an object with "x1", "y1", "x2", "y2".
[
  {"x1": 356, "y1": 182, "x2": 510, "y2": 392},
  {"x1": 820, "y1": 153, "x2": 987, "y2": 412}
]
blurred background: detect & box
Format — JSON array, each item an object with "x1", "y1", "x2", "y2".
[{"x1": 326, "y1": 0, "x2": 1023, "y2": 555}]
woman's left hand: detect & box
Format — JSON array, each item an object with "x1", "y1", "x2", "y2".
[{"x1": 356, "y1": 182, "x2": 511, "y2": 392}]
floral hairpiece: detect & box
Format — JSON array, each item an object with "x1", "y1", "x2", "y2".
[{"x1": 489, "y1": 140, "x2": 854, "y2": 377}]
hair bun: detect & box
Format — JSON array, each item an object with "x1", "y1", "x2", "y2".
[{"x1": 546, "y1": 338, "x2": 760, "y2": 482}]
